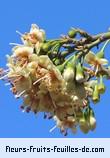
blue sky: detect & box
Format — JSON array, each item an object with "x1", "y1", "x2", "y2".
[{"x1": 0, "y1": 0, "x2": 110, "y2": 137}]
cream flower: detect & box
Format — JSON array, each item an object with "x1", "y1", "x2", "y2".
[
  {"x1": 21, "y1": 24, "x2": 45, "y2": 46},
  {"x1": 85, "y1": 51, "x2": 108, "y2": 66},
  {"x1": 38, "y1": 55, "x2": 63, "y2": 81},
  {"x1": 13, "y1": 46, "x2": 33, "y2": 57},
  {"x1": 84, "y1": 51, "x2": 108, "y2": 75},
  {"x1": 30, "y1": 24, "x2": 45, "y2": 42}
]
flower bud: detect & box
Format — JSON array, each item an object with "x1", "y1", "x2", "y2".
[
  {"x1": 63, "y1": 55, "x2": 78, "y2": 81},
  {"x1": 79, "y1": 114, "x2": 90, "y2": 134},
  {"x1": 63, "y1": 66, "x2": 75, "y2": 82},
  {"x1": 89, "y1": 115, "x2": 96, "y2": 131},
  {"x1": 54, "y1": 58, "x2": 61, "y2": 65},
  {"x1": 68, "y1": 29, "x2": 77, "y2": 38},
  {"x1": 41, "y1": 43, "x2": 51, "y2": 52},
  {"x1": 92, "y1": 84, "x2": 100, "y2": 104},
  {"x1": 98, "y1": 76, "x2": 106, "y2": 94},
  {"x1": 57, "y1": 64, "x2": 64, "y2": 73},
  {"x1": 75, "y1": 63, "x2": 84, "y2": 83}
]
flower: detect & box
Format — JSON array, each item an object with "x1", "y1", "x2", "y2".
[
  {"x1": 30, "y1": 24, "x2": 45, "y2": 42},
  {"x1": 85, "y1": 51, "x2": 108, "y2": 66},
  {"x1": 21, "y1": 24, "x2": 45, "y2": 46},
  {"x1": 84, "y1": 51, "x2": 108, "y2": 75},
  {"x1": 13, "y1": 46, "x2": 33, "y2": 57}
]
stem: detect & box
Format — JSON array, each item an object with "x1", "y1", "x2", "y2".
[{"x1": 85, "y1": 32, "x2": 110, "y2": 49}]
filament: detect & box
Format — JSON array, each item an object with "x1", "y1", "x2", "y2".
[
  {"x1": 16, "y1": 30, "x2": 23, "y2": 36},
  {"x1": 5, "y1": 82, "x2": 11, "y2": 86},
  {"x1": 0, "y1": 74, "x2": 8, "y2": 80},
  {"x1": 15, "y1": 90, "x2": 26, "y2": 98},
  {"x1": 33, "y1": 76, "x2": 47, "y2": 85},
  {"x1": 9, "y1": 43, "x2": 23, "y2": 46},
  {"x1": 49, "y1": 125, "x2": 57, "y2": 133}
]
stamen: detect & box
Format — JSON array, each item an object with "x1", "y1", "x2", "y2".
[
  {"x1": 49, "y1": 93, "x2": 57, "y2": 108},
  {"x1": 49, "y1": 125, "x2": 57, "y2": 133},
  {"x1": 3, "y1": 69, "x2": 10, "y2": 73},
  {"x1": 16, "y1": 30, "x2": 23, "y2": 36},
  {"x1": 23, "y1": 94, "x2": 28, "y2": 98},
  {"x1": 95, "y1": 65, "x2": 99, "y2": 75},
  {"x1": 9, "y1": 43, "x2": 23, "y2": 46},
  {"x1": 0, "y1": 74, "x2": 8, "y2": 80},
  {"x1": 33, "y1": 76, "x2": 47, "y2": 85},
  {"x1": 10, "y1": 76, "x2": 23, "y2": 83},
  {"x1": 15, "y1": 90, "x2": 26, "y2": 98},
  {"x1": 5, "y1": 82, "x2": 11, "y2": 86},
  {"x1": 22, "y1": 109, "x2": 25, "y2": 113},
  {"x1": 43, "y1": 113, "x2": 47, "y2": 119}
]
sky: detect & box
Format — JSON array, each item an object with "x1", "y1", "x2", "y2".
[{"x1": 0, "y1": 0, "x2": 110, "y2": 138}]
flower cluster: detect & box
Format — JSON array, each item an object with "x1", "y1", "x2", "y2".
[{"x1": 0, "y1": 24, "x2": 110, "y2": 135}]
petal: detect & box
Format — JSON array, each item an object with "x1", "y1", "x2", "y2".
[
  {"x1": 13, "y1": 46, "x2": 33, "y2": 57},
  {"x1": 84, "y1": 51, "x2": 96, "y2": 65},
  {"x1": 99, "y1": 58, "x2": 108, "y2": 65}
]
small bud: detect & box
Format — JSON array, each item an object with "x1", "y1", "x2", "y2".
[
  {"x1": 75, "y1": 63, "x2": 84, "y2": 83},
  {"x1": 83, "y1": 107, "x2": 96, "y2": 131},
  {"x1": 92, "y1": 84, "x2": 100, "y2": 104},
  {"x1": 63, "y1": 67, "x2": 75, "y2": 82},
  {"x1": 98, "y1": 76, "x2": 106, "y2": 94},
  {"x1": 53, "y1": 58, "x2": 61, "y2": 65},
  {"x1": 79, "y1": 114, "x2": 89, "y2": 134},
  {"x1": 89, "y1": 116, "x2": 96, "y2": 131},
  {"x1": 57, "y1": 64, "x2": 65, "y2": 73},
  {"x1": 68, "y1": 29, "x2": 77, "y2": 38},
  {"x1": 41, "y1": 43, "x2": 51, "y2": 52}
]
